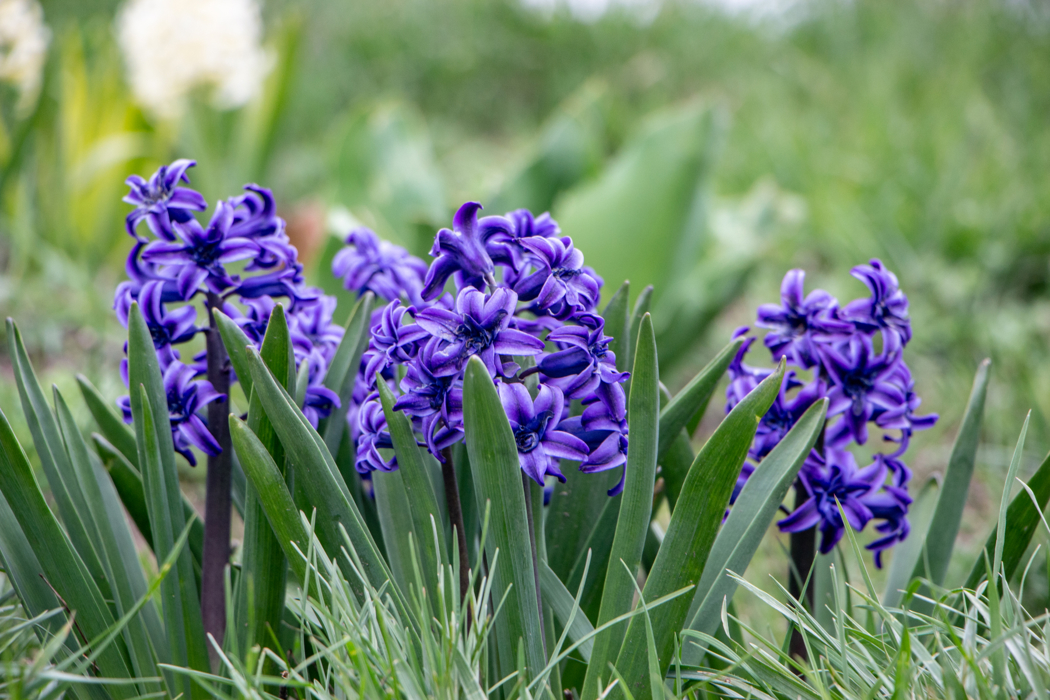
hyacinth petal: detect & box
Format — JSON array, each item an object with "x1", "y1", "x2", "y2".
[
  {"x1": 176, "y1": 265, "x2": 208, "y2": 301},
  {"x1": 778, "y1": 498, "x2": 820, "y2": 532},
  {"x1": 520, "y1": 449, "x2": 548, "y2": 486},
  {"x1": 499, "y1": 382, "x2": 534, "y2": 426},
  {"x1": 542, "y1": 430, "x2": 589, "y2": 461},
  {"x1": 492, "y1": 328, "x2": 546, "y2": 355},
  {"x1": 182, "y1": 414, "x2": 222, "y2": 455},
  {"x1": 420, "y1": 255, "x2": 459, "y2": 301},
  {"x1": 780, "y1": 269, "x2": 806, "y2": 308},
  {"x1": 414, "y1": 308, "x2": 462, "y2": 340}
]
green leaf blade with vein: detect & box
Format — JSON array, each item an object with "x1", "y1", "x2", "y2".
[
  {"x1": 462, "y1": 355, "x2": 545, "y2": 680},
  {"x1": 904, "y1": 359, "x2": 989, "y2": 601},
  {"x1": 582, "y1": 312, "x2": 659, "y2": 700},
  {"x1": 321, "y1": 292, "x2": 374, "y2": 458},
  {"x1": 0, "y1": 403, "x2": 135, "y2": 696},
  {"x1": 127, "y1": 303, "x2": 209, "y2": 694},
  {"x1": 375, "y1": 379, "x2": 446, "y2": 604},
  {"x1": 233, "y1": 304, "x2": 293, "y2": 660},
  {"x1": 243, "y1": 344, "x2": 405, "y2": 614},
  {"x1": 77, "y1": 374, "x2": 139, "y2": 468},
  {"x1": 682, "y1": 398, "x2": 827, "y2": 664},
  {"x1": 613, "y1": 360, "x2": 785, "y2": 700}
]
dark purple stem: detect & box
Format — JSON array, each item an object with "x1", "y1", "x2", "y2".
[
  {"x1": 440, "y1": 447, "x2": 471, "y2": 603},
  {"x1": 201, "y1": 291, "x2": 232, "y2": 660}
]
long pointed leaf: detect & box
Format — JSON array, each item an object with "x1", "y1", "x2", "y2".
[
  {"x1": 539, "y1": 562, "x2": 594, "y2": 662},
  {"x1": 682, "y1": 398, "x2": 827, "y2": 664},
  {"x1": 243, "y1": 345, "x2": 406, "y2": 615},
  {"x1": 613, "y1": 360, "x2": 785, "y2": 700},
  {"x1": 582, "y1": 313, "x2": 659, "y2": 700},
  {"x1": 77, "y1": 374, "x2": 139, "y2": 468},
  {"x1": 0, "y1": 404, "x2": 134, "y2": 694},
  {"x1": 320, "y1": 293, "x2": 374, "y2": 458},
  {"x1": 127, "y1": 303, "x2": 209, "y2": 692},
  {"x1": 462, "y1": 355, "x2": 546, "y2": 680},
  {"x1": 907, "y1": 359, "x2": 990, "y2": 594},
  {"x1": 233, "y1": 304, "x2": 293, "y2": 660}
]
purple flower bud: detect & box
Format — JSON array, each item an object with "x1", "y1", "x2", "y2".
[
  {"x1": 421, "y1": 202, "x2": 513, "y2": 300},
  {"x1": 755, "y1": 269, "x2": 852, "y2": 369},
  {"x1": 841, "y1": 259, "x2": 912, "y2": 350},
  {"x1": 355, "y1": 397, "x2": 396, "y2": 473}
]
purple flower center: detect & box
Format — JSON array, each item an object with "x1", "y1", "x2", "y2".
[
  {"x1": 813, "y1": 467, "x2": 868, "y2": 520},
  {"x1": 166, "y1": 388, "x2": 190, "y2": 424},
  {"x1": 456, "y1": 313, "x2": 504, "y2": 356},
  {"x1": 841, "y1": 372, "x2": 875, "y2": 404},
  {"x1": 588, "y1": 339, "x2": 608, "y2": 359},
  {"x1": 552, "y1": 267, "x2": 580, "y2": 280},
  {"x1": 514, "y1": 411, "x2": 552, "y2": 453}
]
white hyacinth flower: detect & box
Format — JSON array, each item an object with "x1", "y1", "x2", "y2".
[
  {"x1": 116, "y1": 0, "x2": 273, "y2": 119},
  {"x1": 0, "y1": 0, "x2": 50, "y2": 113}
]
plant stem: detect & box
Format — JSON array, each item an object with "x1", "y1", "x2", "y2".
[
  {"x1": 202, "y1": 291, "x2": 233, "y2": 662},
  {"x1": 440, "y1": 447, "x2": 471, "y2": 602},
  {"x1": 522, "y1": 473, "x2": 547, "y2": 658},
  {"x1": 788, "y1": 480, "x2": 815, "y2": 664}
]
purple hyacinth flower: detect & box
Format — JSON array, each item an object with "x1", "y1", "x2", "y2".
[
  {"x1": 414, "y1": 287, "x2": 544, "y2": 377},
  {"x1": 869, "y1": 361, "x2": 938, "y2": 456},
  {"x1": 493, "y1": 209, "x2": 561, "y2": 270},
  {"x1": 118, "y1": 362, "x2": 225, "y2": 466},
  {"x1": 538, "y1": 313, "x2": 629, "y2": 400},
  {"x1": 822, "y1": 335, "x2": 907, "y2": 446},
  {"x1": 725, "y1": 331, "x2": 770, "y2": 413},
  {"x1": 750, "y1": 372, "x2": 826, "y2": 461},
  {"x1": 842, "y1": 259, "x2": 912, "y2": 351},
  {"x1": 302, "y1": 382, "x2": 341, "y2": 428},
  {"x1": 393, "y1": 338, "x2": 466, "y2": 457},
  {"x1": 117, "y1": 280, "x2": 199, "y2": 349},
  {"x1": 498, "y1": 382, "x2": 589, "y2": 485},
  {"x1": 355, "y1": 398, "x2": 397, "y2": 473},
  {"x1": 142, "y1": 200, "x2": 259, "y2": 300},
  {"x1": 778, "y1": 448, "x2": 890, "y2": 556},
  {"x1": 512, "y1": 236, "x2": 602, "y2": 317},
  {"x1": 123, "y1": 159, "x2": 208, "y2": 241},
  {"x1": 364, "y1": 301, "x2": 429, "y2": 383},
  {"x1": 228, "y1": 185, "x2": 284, "y2": 241},
  {"x1": 421, "y1": 202, "x2": 513, "y2": 300},
  {"x1": 332, "y1": 227, "x2": 429, "y2": 305},
  {"x1": 756, "y1": 269, "x2": 852, "y2": 369},
  {"x1": 289, "y1": 294, "x2": 344, "y2": 365}
]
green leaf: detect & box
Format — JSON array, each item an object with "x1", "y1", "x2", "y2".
[
  {"x1": 462, "y1": 355, "x2": 546, "y2": 680},
  {"x1": 77, "y1": 374, "x2": 139, "y2": 468},
  {"x1": 625, "y1": 286, "x2": 653, "y2": 386},
  {"x1": 54, "y1": 388, "x2": 163, "y2": 687},
  {"x1": 907, "y1": 359, "x2": 990, "y2": 594},
  {"x1": 214, "y1": 308, "x2": 258, "y2": 401},
  {"x1": 91, "y1": 434, "x2": 204, "y2": 576},
  {"x1": 243, "y1": 344, "x2": 405, "y2": 614},
  {"x1": 882, "y1": 476, "x2": 939, "y2": 607},
  {"x1": 659, "y1": 431, "x2": 695, "y2": 513},
  {"x1": 0, "y1": 487, "x2": 62, "y2": 629},
  {"x1": 321, "y1": 293, "x2": 375, "y2": 466},
  {"x1": 0, "y1": 403, "x2": 135, "y2": 694},
  {"x1": 127, "y1": 303, "x2": 210, "y2": 692},
  {"x1": 613, "y1": 360, "x2": 785, "y2": 700},
  {"x1": 539, "y1": 561, "x2": 595, "y2": 662},
  {"x1": 564, "y1": 495, "x2": 620, "y2": 624},
  {"x1": 229, "y1": 415, "x2": 322, "y2": 603},
  {"x1": 6, "y1": 320, "x2": 110, "y2": 598},
  {"x1": 964, "y1": 437, "x2": 1050, "y2": 589},
  {"x1": 657, "y1": 339, "x2": 742, "y2": 459},
  {"x1": 582, "y1": 313, "x2": 659, "y2": 700},
  {"x1": 554, "y1": 103, "x2": 723, "y2": 302},
  {"x1": 374, "y1": 379, "x2": 446, "y2": 604},
  {"x1": 681, "y1": 398, "x2": 827, "y2": 664},
  {"x1": 233, "y1": 304, "x2": 293, "y2": 660}
]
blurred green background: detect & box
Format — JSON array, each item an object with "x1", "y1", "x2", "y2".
[{"x1": 3, "y1": 0, "x2": 1050, "y2": 620}]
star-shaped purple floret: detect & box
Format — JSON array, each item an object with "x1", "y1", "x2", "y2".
[
  {"x1": 123, "y1": 159, "x2": 207, "y2": 241},
  {"x1": 355, "y1": 398, "x2": 396, "y2": 473},
  {"x1": 822, "y1": 335, "x2": 907, "y2": 446},
  {"x1": 498, "y1": 382, "x2": 589, "y2": 485},
  {"x1": 115, "y1": 280, "x2": 198, "y2": 349},
  {"x1": 142, "y1": 200, "x2": 258, "y2": 300},
  {"x1": 414, "y1": 287, "x2": 544, "y2": 377},
  {"x1": 421, "y1": 202, "x2": 513, "y2": 300},
  {"x1": 393, "y1": 339, "x2": 466, "y2": 458},
  {"x1": 512, "y1": 236, "x2": 602, "y2": 318},
  {"x1": 537, "y1": 313, "x2": 629, "y2": 400},
  {"x1": 756, "y1": 269, "x2": 852, "y2": 369}
]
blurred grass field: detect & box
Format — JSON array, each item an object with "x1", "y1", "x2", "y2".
[{"x1": 4, "y1": 0, "x2": 1050, "y2": 632}]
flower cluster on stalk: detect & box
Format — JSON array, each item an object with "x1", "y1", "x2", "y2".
[
  {"x1": 727, "y1": 262, "x2": 936, "y2": 566},
  {"x1": 333, "y1": 205, "x2": 631, "y2": 494},
  {"x1": 115, "y1": 159, "x2": 343, "y2": 464}
]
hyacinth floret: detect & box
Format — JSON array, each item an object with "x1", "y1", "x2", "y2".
[
  {"x1": 115, "y1": 159, "x2": 347, "y2": 460},
  {"x1": 727, "y1": 260, "x2": 936, "y2": 566},
  {"x1": 339, "y1": 202, "x2": 630, "y2": 493}
]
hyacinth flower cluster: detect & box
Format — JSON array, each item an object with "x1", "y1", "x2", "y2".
[
  {"x1": 115, "y1": 159, "x2": 344, "y2": 464},
  {"x1": 332, "y1": 204, "x2": 631, "y2": 494},
  {"x1": 727, "y1": 262, "x2": 937, "y2": 566}
]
